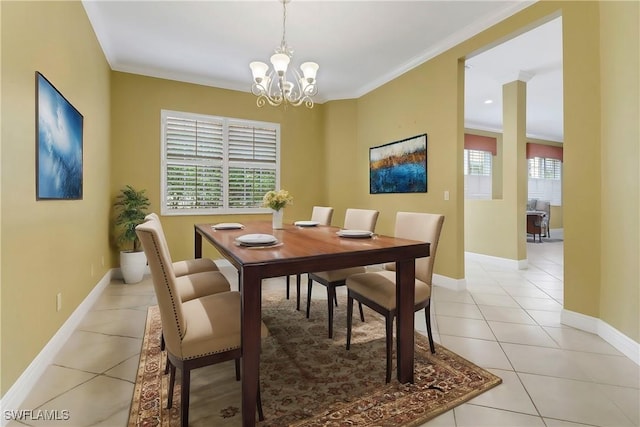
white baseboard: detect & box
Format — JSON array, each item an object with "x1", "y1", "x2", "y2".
[
  {"x1": 433, "y1": 274, "x2": 467, "y2": 291},
  {"x1": 465, "y1": 251, "x2": 528, "y2": 270},
  {"x1": 562, "y1": 309, "x2": 640, "y2": 366},
  {"x1": 0, "y1": 270, "x2": 114, "y2": 424},
  {"x1": 111, "y1": 265, "x2": 150, "y2": 280}
]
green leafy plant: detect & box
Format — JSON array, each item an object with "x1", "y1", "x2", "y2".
[{"x1": 114, "y1": 185, "x2": 150, "y2": 252}]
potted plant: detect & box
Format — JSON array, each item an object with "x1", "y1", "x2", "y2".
[{"x1": 114, "y1": 185, "x2": 150, "y2": 283}]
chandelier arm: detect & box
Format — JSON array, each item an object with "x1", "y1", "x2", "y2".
[
  {"x1": 285, "y1": 94, "x2": 313, "y2": 108},
  {"x1": 305, "y1": 84, "x2": 318, "y2": 97},
  {"x1": 290, "y1": 68, "x2": 305, "y2": 101},
  {"x1": 251, "y1": 83, "x2": 266, "y2": 96}
]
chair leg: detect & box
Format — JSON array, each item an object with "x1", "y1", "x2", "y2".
[
  {"x1": 286, "y1": 275, "x2": 290, "y2": 299},
  {"x1": 296, "y1": 274, "x2": 302, "y2": 311},
  {"x1": 346, "y1": 295, "x2": 353, "y2": 350},
  {"x1": 327, "y1": 285, "x2": 336, "y2": 338},
  {"x1": 167, "y1": 363, "x2": 176, "y2": 408},
  {"x1": 358, "y1": 302, "x2": 365, "y2": 322},
  {"x1": 164, "y1": 354, "x2": 171, "y2": 375},
  {"x1": 385, "y1": 315, "x2": 393, "y2": 384},
  {"x1": 162, "y1": 333, "x2": 171, "y2": 375},
  {"x1": 181, "y1": 368, "x2": 191, "y2": 427},
  {"x1": 257, "y1": 385, "x2": 265, "y2": 421},
  {"x1": 425, "y1": 305, "x2": 435, "y2": 354},
  {"x1": 306, "y1": 277, "x2": 313, "y2": 318},
  {"x1": 235, "y1": 358, "x2": 241, "y2": 381}
]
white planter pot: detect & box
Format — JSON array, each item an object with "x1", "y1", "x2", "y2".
[{"x1": 120, "y1": 251, "x2": 147, "y2": 284}]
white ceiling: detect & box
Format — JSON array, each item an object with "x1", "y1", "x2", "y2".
[
  {"x1": 465, "y1": 16, "x2": 563, "y2": 142},
  {"x1": 82, "y1": 0, "x2": 563, "y2": 142}
]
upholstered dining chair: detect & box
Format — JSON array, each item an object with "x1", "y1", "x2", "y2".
[
  {"x1": 306, "y1": 208, "x2": 379, "y2": 338},
  {"x1": 145, "y1": 213, "x2": 220, "y2": 276},
  {"x1": 143, "y1": 214, "x2": 231, "y2": 373},
  {"x1": 345, "y1": 212, "x2": 444, "y2": 383},
  {"x1": 286, "y1": 206, "x2": 334, "y2": 310},
  {"x1": 136, "y1": 220, "x2": 268, "y2": 427}
]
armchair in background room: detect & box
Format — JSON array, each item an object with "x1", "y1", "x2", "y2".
[{"x1": 527, "y1": 199, "x2": 551, "y2": 238}]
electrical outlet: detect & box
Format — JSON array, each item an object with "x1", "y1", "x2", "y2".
[{"x1": 56, "y1": 293, "x2": 62, "y2": 312}]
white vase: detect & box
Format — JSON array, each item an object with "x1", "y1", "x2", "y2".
[{"x1": 272, "y1": 209, "x2": 284, "y2": 229}]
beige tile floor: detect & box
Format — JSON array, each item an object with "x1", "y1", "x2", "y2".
[{"x1": 7, "y1": 231, "x2": 640, "y2": 427}]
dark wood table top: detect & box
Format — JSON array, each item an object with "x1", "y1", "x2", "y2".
[{"x1": 194, "y1": 221, "x2": 430, "y2": 277}]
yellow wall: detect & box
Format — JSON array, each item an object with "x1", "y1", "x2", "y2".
[
  {"x1": 1, "y1": 0, "x2": 638, "y2": 402},
  {"x1": 1, "y1": 1, "x2": 111, "y2": 394},
  {"x1": 561, "y1": 2, "x2": 602, "y2": 318},
  {"x1": 339, "y1": 55, "x2": 465, "y2": 279},
  {"x1": 324, "y1": 0, "x2": 639, "y2": 342},
  {"x1": 598, "y1": 1, "x2": 639, "y2": 342},
  {"x1": 0, "y1": 0, "x2": 4, "y2": 392},
  {"x1": 322, "y1": 100, "x2": 359, "y2": 224},
  {"x1": 110, "y1": 72, "x2": 325, "y2": 263}
]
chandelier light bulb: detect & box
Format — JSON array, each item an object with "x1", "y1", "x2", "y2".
[
  {"x1": 270, "y1": 53, "x2": 291, "y2": 76},
  {"x1": 300, "y1": 62, "x2": 319, "y2": 83},
  {"x1": 283, "y1": 81, "x2": 293, "y2": 95},
  {"x1": 299, "y1": 77, "x2": 310, "y2": 94},
  {"x1": 249, "y1": 61, "x2": 269, "y2": 83}
]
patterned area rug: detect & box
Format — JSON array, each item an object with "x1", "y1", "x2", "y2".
[{"x1": 128, "y1": 294, "x2": 501, "y2": 426}]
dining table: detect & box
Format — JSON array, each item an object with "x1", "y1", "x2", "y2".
[{"x1": 194, "y1": 220, "x2": 430, "y2": 426}]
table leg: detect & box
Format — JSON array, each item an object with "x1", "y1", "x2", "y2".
[
  {"x1": 241, "y1": 267, "x2": 261, "y2": 427},
  {"x1": 194, "y1": 227, "x2": 203, "y2": 258},
  {"x1": 396, "y1": 259, "x2": 415, "y2": 383},
  {"x1": 296, "y1": 274, "x2": 302, "y2": 311}
]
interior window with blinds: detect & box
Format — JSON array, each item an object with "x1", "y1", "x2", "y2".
[
  {"x1": 464, "y1": 149, "x2": 492, "y2": 200},
  {"x1": 528, "y1": 157, "x2": 562, "y2": 205},
  {"x1": 161, "y1": 110, "x2": 280, "y2": 215}
]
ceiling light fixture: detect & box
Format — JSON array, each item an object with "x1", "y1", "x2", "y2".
[{"x1": 249, "y1": 0, "x2": 319, "y2": 108}]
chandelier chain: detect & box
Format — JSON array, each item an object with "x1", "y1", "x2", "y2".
[{"x1": 280, "y1": 0, "x2": 287, "y2": 50}]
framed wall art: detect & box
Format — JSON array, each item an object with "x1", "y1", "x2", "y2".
[
  {"x1": 369, "y1": 133, "x2": 427, "y2": 194},
  {"x1": 36, "y1": 71, "x2": 83, "y2": 200}
]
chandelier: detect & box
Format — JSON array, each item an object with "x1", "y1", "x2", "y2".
[{"x1": 249, "y1": 0, "x2": 319, "y2": 108}]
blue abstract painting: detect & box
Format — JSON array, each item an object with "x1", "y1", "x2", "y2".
[
  {"x1": 37, "y1": 72, "x2": 83, "y2": 200},
  {"x1": 370, "y1": 134, "x2": 427, "y2": 194}
]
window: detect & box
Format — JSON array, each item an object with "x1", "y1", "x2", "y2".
[
  {"x1": 528, "y1": 157, "x2": 562, "y2": 205},
  {"x1": 464, "y1": 149, "x2": 492, "y2": 199},
  {"x1": 161, "y1": 110, "x2": 280, "y2": 215}
]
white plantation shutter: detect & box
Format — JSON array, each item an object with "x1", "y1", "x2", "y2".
[
  {"x1": 464, "y1": 149, "x2": 492, "y2": 200},
  {"x1": 227, "y1": 123, "x2": 278, "y2": 209},
  {"x1": 161, "y1": 110, "x2": 280, "y2": 215},
  {"x1": 528, "y1": 157, "x2": 562, "y2": 205}
]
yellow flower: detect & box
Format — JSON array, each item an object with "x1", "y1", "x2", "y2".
[{"x1": 262, "y1": 189, "x2": 293, "y2": 211}]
